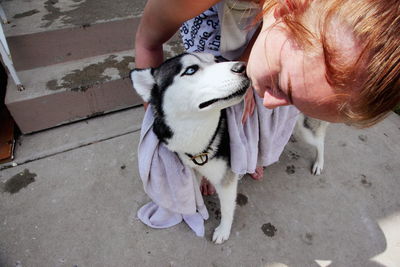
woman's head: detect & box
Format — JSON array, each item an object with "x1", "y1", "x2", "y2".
[{"x1": 247, "y1": 0, "x2": 400, "y2": 126}]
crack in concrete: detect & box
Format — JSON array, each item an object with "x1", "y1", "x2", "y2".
[
  {"x1": 0, "y1": 127, "x2": 141, "y2": 171},
  {"x1": 13, "y1": 9, "x2": 40, "y2": 19}
]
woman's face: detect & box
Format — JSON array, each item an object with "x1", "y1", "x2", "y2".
[{"x1": 247, "y1": 12, "x2": 354, "y2": 122}]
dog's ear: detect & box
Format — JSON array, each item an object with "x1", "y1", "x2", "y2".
[{"x1": 130, "y1": 68, "x2": 154, "y2": 102}]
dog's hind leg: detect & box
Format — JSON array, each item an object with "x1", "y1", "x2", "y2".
[
  {"x1": 296, "y1": 115, "x2": 329, "y2": 175},
  {"x1": 310, "y1": 120, "x2": 329, "y2": 175},
  {"x1": 212, "y1": 171, "x2": 238, "y2": 244}
]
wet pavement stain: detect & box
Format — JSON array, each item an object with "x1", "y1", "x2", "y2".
[
  {"x1": 261, "y1": 223, "x2": 277, "y2": 237},
  {"x1": 317, "y1": 178, "x2": 327, "y2": 188},
  {"x1": 286, "y1": 165, "x2": 296, "y2": 175},
  {"x1": 360, "y1": 174, "x2": 372, "y2": 187},
  {"x1": 46, "y1": 55, "x2": 134, "y2": 92},
  {"x1": 301, "y1": 233, "x2": 314, "y2": 245},
  {"x1": 236, "y1": 193, "x2": 248, "y2": 206},
  {"x1": 384, "y1": 164, "x2": 394, "y2": 172},
  {"x1": 164, "y1": 41, "x2": 185, "y2": 59},
  {"x1": 42, "y1": 0, "x2": 61, "y2": 28},
  {"x1": 207, "y1": 200, "x2": 217, "y2": 207},
  {"x1": 338, "y1": 141, "x2": 347, "y2": 147},
  {"x1": 42, "y1": 0, "x2": 145, "y2": 28},
  {"x1": 358, "y1": 134, "x2": 368, "y2": 142},
  {"x1": 81, "y1": 23, "x2": 91, "y2": 29},
  {"x1": 1, "y1": 169, "x2": 37, "y2": 194},
  {"x1": 206, "y1": 199, "x2": 219, "y2": 216},
  {"x1": 214, "y1": 209, "x2": 221, "y2": 220},
  {"x1": 205, "y1": 198, "x2": 223, "y2": 220},
  {"x1": 13, "y1": 9, "x2": 40, "y2": 19},
  {"x1": 288, "y1": 150, "x2": 300, "y2": 160}
]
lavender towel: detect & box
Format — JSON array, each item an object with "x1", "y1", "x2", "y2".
[
  {"x1": 137, "y1": 106, "x2": 209, "y2": 237},
  {"x1": 137, "y1": 93, "x2": 299, "y2": 236},
  {"x1": 228, "y1": 92, "x2": 299, "y2": 174}
]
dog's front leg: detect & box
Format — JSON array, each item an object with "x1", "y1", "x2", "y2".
[{"x1": 212, "y1": 172, "x2": 238, "y2": 244}]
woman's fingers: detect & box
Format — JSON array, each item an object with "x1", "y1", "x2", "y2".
[{"x1": 242, "y1": 87, "x2": 256, "y2": 124}]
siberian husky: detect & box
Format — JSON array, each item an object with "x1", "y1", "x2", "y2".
[{"x1": 130, "y1": 53, "x2": 249, "y2": 244}]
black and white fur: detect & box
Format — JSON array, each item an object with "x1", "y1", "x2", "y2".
[{"x1": 131, "y1": 53, "x2": 249, "y2": 244}]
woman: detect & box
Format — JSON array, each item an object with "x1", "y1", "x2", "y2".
[{"x1": 135, "y1": 0, "x2": 399, "y2": 124}]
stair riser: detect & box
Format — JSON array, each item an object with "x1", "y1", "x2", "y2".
[
  {"x1": 8, "y1": 18, "x2": 142, "y2": 71},
  {"x1": 6, "y1": 78, "x2": 142, "y2": 133}
]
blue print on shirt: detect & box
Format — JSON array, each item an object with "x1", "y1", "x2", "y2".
[{"x1": 180, "y1": 6, "x2": 221, "y2": 55}]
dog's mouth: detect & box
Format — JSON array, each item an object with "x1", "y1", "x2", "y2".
[{"x1": 198, "y1": 80, "x2": 250, "y2": 109}]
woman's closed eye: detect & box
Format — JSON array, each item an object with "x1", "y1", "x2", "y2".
[
  {"x1": 278, "y1": 73, "x2": 293, "y2": 104},
  {"x1": 273, "y1": 74, "x2": 284, "y2": 94},
  {"x1": 286, "y1": 75, "x2": 293, "y2": 104},
  {"x1": 273, "y1": 73, "x2": 293, "y2": 104}
]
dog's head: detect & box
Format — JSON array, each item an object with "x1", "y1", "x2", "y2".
[{"x1": 130, "y1": 53, "x2": 250, "y2": 115}]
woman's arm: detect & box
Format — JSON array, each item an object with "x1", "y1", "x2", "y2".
[{"x1": 135, "y1": 0, "x2": 220, "y2": 69}]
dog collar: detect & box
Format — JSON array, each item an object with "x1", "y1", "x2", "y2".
[
  {"x1": 184, "y1": 111, "x2": 224, "y2": 166},
  {"x1": 187, "y1": 152, "x2": 209, "y2": 166}
]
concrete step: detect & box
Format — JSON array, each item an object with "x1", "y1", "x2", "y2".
[
  {"x1": 5, "y1": 42, "x2": 184, "y2": 134},
  {"x1": 2, "y1": 0, "x2": 147, "y2": 70},
  {"x1": 2, "y1": 0, "x2": 185, "y2": 134},
  {"x1": 0, "y1": 106, "x2": 145, "y2": 170}
]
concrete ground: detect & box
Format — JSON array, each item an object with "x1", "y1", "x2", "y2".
[{"x1": 0, "y1": 107, "x2": 399, "y2": 267}]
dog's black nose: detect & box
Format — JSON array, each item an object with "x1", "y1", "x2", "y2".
[{"x1": 231, "y1": 62, "x2": 246, "y2": 74}]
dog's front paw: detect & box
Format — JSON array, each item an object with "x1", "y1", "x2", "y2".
[
  {"x1": 312, "y1": 160, "x2": 323, "y2": 175},
  {"x1": 212, "y1": 224, "x2": 231, "y2": 244}
]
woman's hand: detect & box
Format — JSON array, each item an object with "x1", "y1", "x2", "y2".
[
  {"x1": 235, "y1": 23, "x2": 261, "y2": 124},
  {"x1": 241, "y1": 87, "x2": 256, "y2": 124}
]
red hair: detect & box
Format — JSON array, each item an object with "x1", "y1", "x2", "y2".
[{"x1": 258, "y1": 0, "x2": 400, "y2": 127}]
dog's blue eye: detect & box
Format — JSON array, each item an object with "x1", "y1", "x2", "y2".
[{"x1": 182, "y1": 65, "x2": 199, "y2": 76}]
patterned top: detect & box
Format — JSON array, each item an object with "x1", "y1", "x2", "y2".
[
  {"x1": 180, "y1": 1, "x2": 261, "y2": 60},
  {"x1": 180, "y1": 6, "x2": 222, "y2": 56}
]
